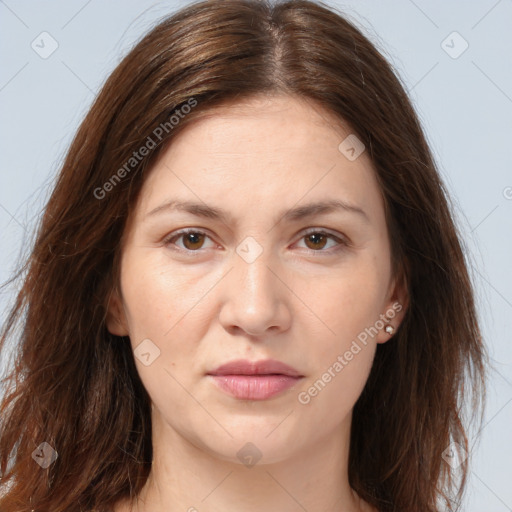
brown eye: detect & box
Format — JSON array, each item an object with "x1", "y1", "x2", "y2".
[
  {"x1": 299, "y1": 231, "x2": 344, "y2": 252},
  {"x1": 304, "y1": 233, "x2": 329, "y2": 250},
  {"x1": 164, "y1": 230, "x2": 214, "y2": 252},
  {"x1": 181, "y1": 232, "x2": 206, "y2": 250}
]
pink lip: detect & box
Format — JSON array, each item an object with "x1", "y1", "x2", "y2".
[{"x1": 207, "y1": 359, "x2": 304, "y2": 400}]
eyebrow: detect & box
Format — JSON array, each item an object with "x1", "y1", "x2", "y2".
[{"x1": 146, "y1": 198, "x2": 369, "y2": 224}]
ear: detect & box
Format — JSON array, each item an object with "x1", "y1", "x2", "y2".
[
  {"x1": 105, "y1": 287, "x2": 129, "y2": 337},
  {"x1": 376, "y1": 267, "x2": 409, "y2": 344}
]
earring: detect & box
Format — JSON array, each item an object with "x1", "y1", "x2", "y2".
[{"x1": 385, "y1": 324, "x2": 395, "y2": 335}]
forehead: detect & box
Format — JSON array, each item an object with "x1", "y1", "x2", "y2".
[
  {"x1": 134, "y1": 94, "x2": 384, "y2": 226},
  {"x1": 171, "y1": 94, "x2": 353, "y2": 154}
]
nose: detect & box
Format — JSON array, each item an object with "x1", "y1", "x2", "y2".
[{"x1": 218, "y1": 244, "x2": 292, "y2": 338}]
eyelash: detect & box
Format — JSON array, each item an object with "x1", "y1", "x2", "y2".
[{"x1": 162, "y1": 228, "x2": 349, "y2": 256}]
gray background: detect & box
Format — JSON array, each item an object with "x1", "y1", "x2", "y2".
[{"x1": 1, "y1": 0, "x2": 511, "y2": 509}]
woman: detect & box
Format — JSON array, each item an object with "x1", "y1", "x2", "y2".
[{"x1": 0, "y1": 0, "x2": 487, "y2": 511}]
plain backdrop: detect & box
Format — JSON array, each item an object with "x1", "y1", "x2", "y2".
[{"x1": 0, "y1": 0, "x2": 511, "y2": 510}]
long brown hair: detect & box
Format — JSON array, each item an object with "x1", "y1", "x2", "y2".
[{"x1": 0, "y1": 1, "x2": 487, "y2": 510}]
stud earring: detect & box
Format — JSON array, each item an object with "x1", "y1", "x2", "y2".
[{"x1": 385, "y1": 324, "x2": 395, "y2": 335}]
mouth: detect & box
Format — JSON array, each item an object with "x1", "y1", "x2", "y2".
[
  {"x1": 206, "y1": 359, "x2": 304, "y2": 400},
  {"x1": 207, "y1": 374, "x2": 303, "y2": 400}
]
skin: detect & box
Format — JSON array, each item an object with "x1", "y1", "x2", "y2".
[{"x1": 108, "y1": 94, "x2": 408, "y2": 512}]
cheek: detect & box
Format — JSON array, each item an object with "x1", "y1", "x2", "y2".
[
  {"x1": 122, "y1": 271, "x2": 171, "y2": 339},
  {"x1": 120, "y1": 252, "x2": 200, "y2": 338},
  {"x1": 118, "y1": 258, "x2": 202, "y2": 412},
  {"x1": 119, "y1": 253, "x2": 219, "y2": 376},
  {"x1": 294, "y1": 265, "x2": 382, "y2": 416},
  {"x1": 294, "y1": 258, "x2": 387, "y2": 418},
  {"x1": 297, "y1": 259, "x2": 387, "y2": 346},
  {"x1": 117, "y1": 257, "x2": 183, "y2": 386},
  {"x1": 296, "y1": 341, "x2": 376, "y2": 433}
]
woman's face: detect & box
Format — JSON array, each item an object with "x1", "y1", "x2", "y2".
[{"x1": 107, "y1": 94, "x2": 406, "y2": 464}]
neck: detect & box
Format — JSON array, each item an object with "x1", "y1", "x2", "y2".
[{"x1": 115, "y1": 408, "x2": 371, "y2": 512}]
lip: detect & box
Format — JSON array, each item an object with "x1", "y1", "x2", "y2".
[
  {"x1": 208, "y1": 359, "x2": 303, "y2": 377},
  {"x1": 207, "y1": 359, "x2": 304, "y2": 400}
]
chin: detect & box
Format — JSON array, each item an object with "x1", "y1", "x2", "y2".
[{"x1": 192, "y1": 426, "x2": 304, "y2": 466}]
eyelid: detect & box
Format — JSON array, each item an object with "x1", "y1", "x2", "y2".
[
  {"x1": 300, "y1": 227, "x2": 348, "y2": 244},
  {"x1": 163, "y1": 227, "x2": 349, "y2": 254}
]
